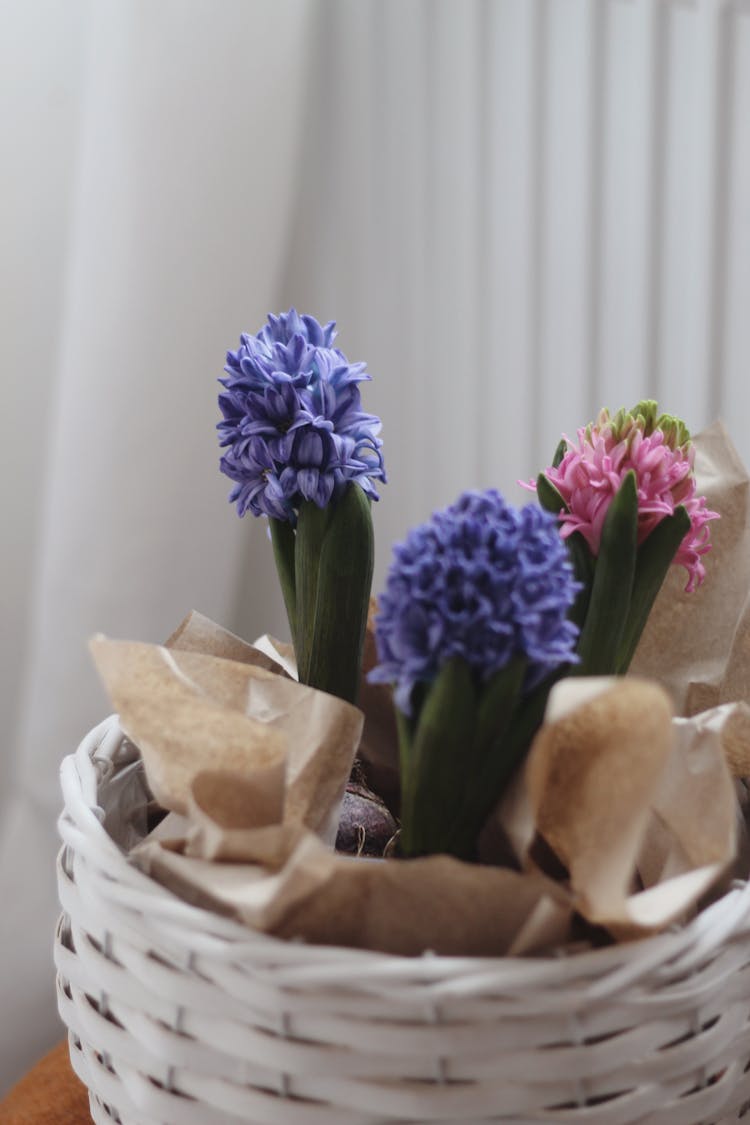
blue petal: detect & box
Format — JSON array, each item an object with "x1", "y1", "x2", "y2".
[
  {"x1": 296, "y1": 431, "x2": 325, "y2": 467},
  {"x1": 298, "y1": 467, "x2": 320, "y2": 501}
]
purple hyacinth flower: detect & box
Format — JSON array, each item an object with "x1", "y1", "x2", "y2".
[
  {"x1": 220, "y1": 437, "x2": 292, "y2": 521},
  {"x1": 370, "y1": 490, "x2": 580, "y2": 715},
  {"x1": 218, "y1": 310, "x2": 385, "y2": 522},
  {"x1": 277, "y1": 419, "x2": 341, "y2": 509}
]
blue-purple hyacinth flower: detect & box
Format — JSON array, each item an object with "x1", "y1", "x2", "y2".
[
  {"x1": 370, "y1": 490, "x2": 580, "y2": 715},
  {"x1": 218, "y1": 310, "x2": 385, "y2": 522}
]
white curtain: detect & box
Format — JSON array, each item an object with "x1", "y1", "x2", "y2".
[
  {"x1": 0, "y1": 0, "x2": 311, "y2": 1088},
  {"x1": 2, "y1": 0, "x2": 749, "y2": 1092}
]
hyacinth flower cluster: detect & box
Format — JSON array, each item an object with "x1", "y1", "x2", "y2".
[
  {"x1": 529, "y1": 401, "x2": 718, "y2": 676},
  {"x1": 370, "y1": 490, "x2": 581, "y2": 859},
  {"x1": 218, "y1": 311, "x2": 386, "y2": 703}
]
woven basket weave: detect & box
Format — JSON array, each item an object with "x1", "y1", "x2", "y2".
[{"x1": 55, "y1": 715, "x2": 750, "y2": 1125}]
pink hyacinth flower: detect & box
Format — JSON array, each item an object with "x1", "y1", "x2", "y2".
[{"x1": 528, "y1": 417, "x2": 718, "y2": 593}]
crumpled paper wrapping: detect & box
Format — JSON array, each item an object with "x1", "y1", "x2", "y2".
[
  {"x1": 86, "y1": 423, "x2": 750, "y2": 957},
  {"x1": 631, "y1": 420, "x2": 750, "y2": 714},
  {"x1": 92, "y1": 639, "x2": 742, "y2": 957},
  {"x1": 92, "y1": 616, "x2": 571, "y2": 956},
  {"x1": 498, "y1": 678, "x2": 743, "y2": 940},
  {"x1": 91, "y1": 623, "x2": 362, "y2": 846}
]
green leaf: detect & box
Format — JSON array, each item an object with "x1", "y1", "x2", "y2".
[
  {"x1": 536, "y1": 473, "x2": 567, "y2": 515},
  {"x1": 304, "y1": 483, "x2": 374, "y2": 704},
  {"x1": 473, "y1": 657, "x2": 527, "y2": 766},
  {"x1": 566, "y1": 530, "x2": 595, "y2": 630},
  {"x1": 400, "y1": 658, "x2": 477, "y2": 858},
  {"x1": 294, "y1": 500, "x2": 331, "y2": 685},
  {"x1": 446, "y1": 667, "x2": 557, "y2": 859},
  {"x1": 395, "y1": 706, "x2": 416, "y2": 839},
  {"x1": 270, "y1": 518, "x2": 297, "y2": 651},
  {"x1": 616, "y1": 505, "x2": 691, "y2": 673},
  {"x1": 575, "y1": 470, "x2": 638, "y2": 676}
]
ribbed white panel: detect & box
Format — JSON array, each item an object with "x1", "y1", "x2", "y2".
[
  {"x1": 425, "y1": 3, "x2": 483, "y2": 505},
  {"x1": 723, "y1": 3, "x2": 750, "y2": 427},
  {"x1": 377, "y1": 1, "x2": 431, "y2": 517},
  {"x1": 536, "y1": 0, "x2": 597, "y2": 465},
  {"x1": 598, "y1": 0, "x2": 664, "y2": 412},
  {"x1": 658, "y1": 5, "x2": 708, "y2": 416},
  {"x1": 482, "y1": 0, "x2": 538, "y2": 489},
  {"x1": 284, "y1": 0, "x2": 750, "y2": 587}
]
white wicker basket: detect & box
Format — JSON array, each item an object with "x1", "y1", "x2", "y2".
[{"x1": 56, "y1": 716, "x2": 750, "y2": 1125}]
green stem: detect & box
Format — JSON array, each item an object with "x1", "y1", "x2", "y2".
[
  {"x1": 446, "y1": 667, "x2": 552, "y2": 859},
  {"x1": 294, "y1": 500, "x2": 331, "y2": 685},
  {"x1": 575, "y1": 471, "x2": 638, "y2": 676},
  {"x1": 304, "y1": 483, "x2": 374, "y2": 704},
  {"x1": 269, "y1": 517, "x2": 298, "y2": 651},
  {"x1": 566, "y1": 530, "x2": 595, "y2": 631},
  {"x1": 395, "y1": 707, "x2": 416, "y2": 844},
  {"x1": 472, "y1": 657, "x2": 527, "y2": 766},
  {"x1": 616, "y1": 505, "x2": 691, "y2": 673},
  {"x1": 400, "y1": 658, "x2": 477, "y2": 858}
]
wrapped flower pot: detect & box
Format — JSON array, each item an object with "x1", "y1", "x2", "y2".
[
  {"x1": 55, "y1": 315, "x2": 750, "y2": 1123},
  {"x1": 55, "y1": 708, "x2": 750, "y2": 1124}
]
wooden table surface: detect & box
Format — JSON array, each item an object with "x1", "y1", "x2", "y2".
[{"x1": 0, "y1": 1041, "x2": 91, "y2": 1124}]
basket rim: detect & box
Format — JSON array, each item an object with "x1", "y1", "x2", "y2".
[{"x1": 57, "y1": 713, "x2": 750, "y2": 984}]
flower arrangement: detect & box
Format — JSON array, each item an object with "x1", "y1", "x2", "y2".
[
  {"x1": 58, "y1": 312, "x2": 750, "y2": 1125},
  {"x1": 218, "y1": 309, "x2": 385, "y2": 705},
  {"x1": 218, "y1": 320, "x2": 720, "y2": 866},
  {"x1": 369, "y1": 491, "x2": 580, "y2": 858},
  {"x1": 528, "y1": 402, "x2": 719, "y2": 676}
]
